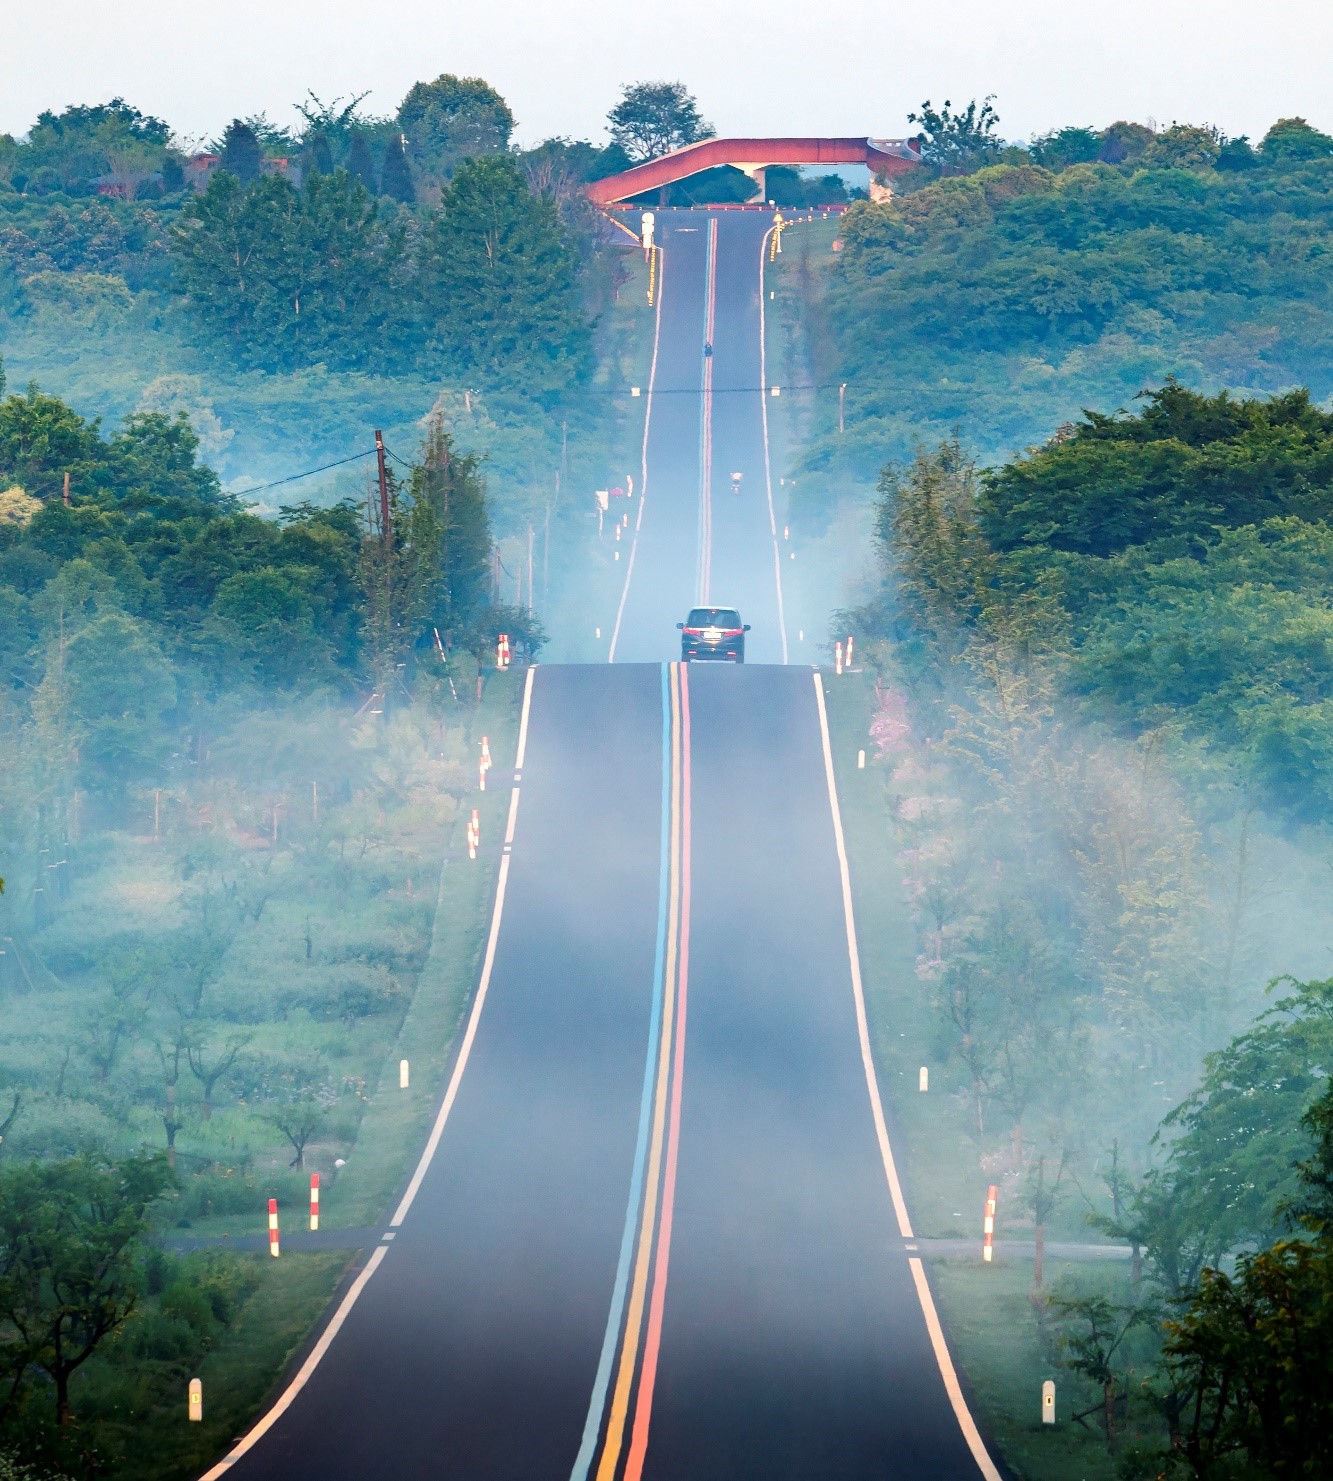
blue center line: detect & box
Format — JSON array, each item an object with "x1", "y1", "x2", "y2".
[{"x1": 569, "y1": 662, "x2": 673, "y2": 1481}]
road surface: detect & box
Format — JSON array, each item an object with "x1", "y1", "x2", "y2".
[{"x1": 204, "y1": 212, "x2": 1001, "y2": 1480}]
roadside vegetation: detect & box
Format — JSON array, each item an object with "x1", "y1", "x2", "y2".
[
  {"x1": 823, "y1": 373, "x2": 1333, "y2": 1476},
  {"x1": 0, "y1": 328, "x2": 535, "y2": 1471},
  {"x1": 783, "y1": 109, "x2": 1333, "y2": 507}
]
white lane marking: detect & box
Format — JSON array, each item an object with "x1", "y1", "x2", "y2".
[
  {"x1": 391, "y1": 660, "x2": 536, "y2": 1226},
  {"x1": 758, "y1": 229, "x2": 790, "y2": 665},
  {"x1": 810, "y1": 671, "x2": 1003, "y2": 1481},
  {"x1": 609, "y1": 249, "x2": 666, "y2": 663},
  {"x1": 198, "y1": 663, "x2": 539, "y2": 1480},
  {"x1": 198, "y1": 1246, "x2": 388, "y2": 1477},
  {"x1": 909, "y1": 1259, "x2": 1005, "y2": 1481}
]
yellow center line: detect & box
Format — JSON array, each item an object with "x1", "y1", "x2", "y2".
[{"x1": 595, "y1": 663, "x2": 682, "y2": 1480}]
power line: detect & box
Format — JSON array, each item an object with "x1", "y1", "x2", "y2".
[{"x1": 230, "y1": 448, "x2": 377, "y2": 497}]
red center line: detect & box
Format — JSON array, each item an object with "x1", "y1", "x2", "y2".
[{"x1": 624, "y1": 663, "x2": 691, "y2": 1480}]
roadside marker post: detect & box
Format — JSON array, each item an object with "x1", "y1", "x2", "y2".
[
  {"x1": 399, "y1": 1058, "x2": 410, "y2": 1090},
  {"x1": 846, "y1": 635, "x2": 855, "y2": 666},
  {"x1": 268, "y1": 1199, "x2": 280, "y2": 1258},
  {"x1": 983, "y1": 1184, "x2": 997, "y2": 1262},
  {"x1": 309, "y1": 1174, "x2": 320, "y2": 1232},
  {"x1": 858, "y1": 750, "x2": 866, "y2": 770},
  {"x1": 1042, "y1": 1380, "x2": 1056, "y2": 1425},
  {"x1": 919, "y1": 1066, "x2": 929, "y2": 1092},
  {"x1": 835, "y1": 642, "x2": 844, "y2": 676},
  {"x1": 189, "y1": 1378, "x2": 202, "y2": 1423}
]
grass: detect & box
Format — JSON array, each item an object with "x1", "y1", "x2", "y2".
[
  {"x1": 101, "y1": 1252, "x2": 350, "y2": 1481},
  {"x1": 327, "y1": 674, "x2": 522, "y2": 1227},
  {"x1": 929, "y1": 1257, "x2": 1161, "y2": 1481}
]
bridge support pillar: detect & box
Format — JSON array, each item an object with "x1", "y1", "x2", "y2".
[{"x1": 734, "y1": 163, "x2": 768, "y2": 203}]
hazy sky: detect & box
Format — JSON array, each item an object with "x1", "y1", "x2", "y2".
[{"x1": 4, "y1": 0, "x2": 1330, "y2": 149}]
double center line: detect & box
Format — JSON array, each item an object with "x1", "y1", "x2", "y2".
[{"x1": 571, "y1": 662, "x2": 692, "y2": 1481}]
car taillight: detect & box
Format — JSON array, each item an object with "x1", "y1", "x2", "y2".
[
  {"x1": 683, "y1": 627, "x2": 702, "y2": 636},
  {"x1": 723, "y1": 628, "x2": 743, "y2": 637}
]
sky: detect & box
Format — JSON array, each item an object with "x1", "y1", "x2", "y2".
[{"x1": 4, "y1": 0, "x2": 1330, "y2": 149}]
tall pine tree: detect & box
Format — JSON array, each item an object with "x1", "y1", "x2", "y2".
[
  {"x1": 347, "y1": 132, "x2": 378, "y2": 193},
  {"x1": 380, "y1": 133, "x2": 416, "y2": 203},
  {"x1": 218, "y1": 119, "x2": 262, "y2": 183}
]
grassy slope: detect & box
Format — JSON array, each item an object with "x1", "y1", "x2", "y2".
[{"x1": 94, "y1": 1253, "x2": 349, "y2": 1481}]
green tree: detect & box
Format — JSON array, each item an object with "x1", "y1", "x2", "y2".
[
  {"x1": 907, "y1": 97, "x2": 1003, "y2": 174},
  {"x1": 217, "y1": 119, "x2": 263, "y2": 183},
  {"x1": 0, "y1": 1153, "x2": 174, "y2": 1426},
  {"x1": 397, "y1": 74, "x2": 513, "y2": 182},
  {"x1": 0, "y1": 389, "x2": 100, "y2": 498},
  {"x1": 347, "y1": 132, "x2": 378, "y2": 193},
  {"x1": 380, "y1": 131, "x2": 415, "y2": 203},
  {"x1": 1259, "y1": 116, "x2": 1333, "y2": 163},
  {"x1": 57, "y1": 611, "x2": 177, "y2": 787},
  {"x1": 1159, "y1": 1080, "x2": 1333, "y2": 1476},
  {"x1": 606, "y1": 81, "x2": 713, "y2": 163},
  {"x1": 416, "y1": 155, "x2": 589, "y2": 385}
]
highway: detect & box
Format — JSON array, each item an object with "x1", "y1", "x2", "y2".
[{"x1": 203, "y1": 211, "x2": 1002, "y2": 1480}]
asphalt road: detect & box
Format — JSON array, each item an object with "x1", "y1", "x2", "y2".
[
  {"x1": 610, "y1": 211, "x2": 786, "y2": 664},
  {"x1": 205, "y1": 212, "x2": 1000, "y2": 1480}
]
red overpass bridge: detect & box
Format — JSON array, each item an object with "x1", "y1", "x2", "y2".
[{"x1": 585, "y1": 136, "x2": 921, "y2": 206}]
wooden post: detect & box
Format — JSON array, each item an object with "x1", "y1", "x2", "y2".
[
  {"x1": 375, "y1": 430, "x2": 390, "y2": 551},
  {"x1": 62, "y1": 471, "x2": 71, "y2": 506}
]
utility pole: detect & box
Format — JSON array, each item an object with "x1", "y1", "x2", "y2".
[
  {"x1": 839, "y1": 383, "x2": 847, "y2": 436},
  {"x1": 375, "y1": 430, "x2": 390, "y2": 550},
  {"x1": 527, "y1": 524, "x2": 535, "y2": 614},
  {"x1": 62, "y1": 471, "x2": 70, "y2": 506},
  {"x1": 561, "y1": 421, "x2": 568, "y2": 481}
]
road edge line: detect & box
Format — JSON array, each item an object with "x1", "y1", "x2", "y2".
[
  {"x1": 811, "y1": 670, "x2": 1003, "y2": 1481},
  {"x1": 758, "y1": 227, "x2": 790, "y2": 664},
  {"x1": 198, "y1": 663, "x2": 538, "y2": 1479},
  {"x1": 609, "y1": 247, "x2": 666, "y2": 662}
]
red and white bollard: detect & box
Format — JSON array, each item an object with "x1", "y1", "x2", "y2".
[
  {"x1": 309, "y1": 1173, "x2": 320, "y2": 1232},
  {"x1": 983, "y1": 1184, "x2": 997, "y2": 1263},
  {"x1": 480, "y1": 735, "x2": 492, "y2": 769},
  {"x1": 268, "y1": 1198, "x2": 280, "y2": 1258},
  {"x1": 835, "y1": 641, "x2": 844, "y2": 676},
  {"x1": 846, "y1": 634, "x2": 855, "y2": 667},
  {"x1": 496, "y1": 634, "x2": 511, "y2": 671},
  {"x1": 467, "y1": 809, "x2": 479, "y2": 860}
]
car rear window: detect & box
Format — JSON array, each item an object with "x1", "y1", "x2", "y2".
[{"x1": 686, "y1": 608, "x2": 742, "y2": 628}]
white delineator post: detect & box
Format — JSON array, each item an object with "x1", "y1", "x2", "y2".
[
  {"x1": 858, "y1": 750, "x2": 866, "y2": 770},
  {"x1": 919, "y1": 1066, "x2": 929, "y2": 1092},
  {"x1": 835, "y1": 642, "x2": 844, "y2": 676},
  {"x1": 399, "y1": 1058, "x2": 410, "y2": 1090},
  {"x1": 309, "y1": 1173, "x2": 320, "y2": 1232},
  {"x1": 467, "y1": 810, "x2": 479, "y2": 861},
  {"x1": 846, "y1": 635, "x2": 855, "y2": 666},
  {"x1": 268, "y1": 1198, "x2": 280, "y2": 1258},
  {"x1": 983, "y1": 1184, "x2": 997, "y2": 1263},
  {"x1": 189, "y1": 1377, "x2": 202, "y2": 1422},
  {"x1": 1042, "y1": 1379, "x2": 1056, "y2": 1425}
]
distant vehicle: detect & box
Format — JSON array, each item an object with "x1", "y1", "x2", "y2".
[
  {"x1": 730, "y1": 471, "x2": 743, "y2": 492},
  {"x1": 677, "y1": 606, "x2": 749, "y2": 663},
  {"x1": 704, "y1": 342, "x2": 713, "y2": 358}
]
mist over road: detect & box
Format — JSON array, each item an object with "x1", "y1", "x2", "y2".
[{"x1": 204, "y1": 212, "x2": 999, "y2": 1480}]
